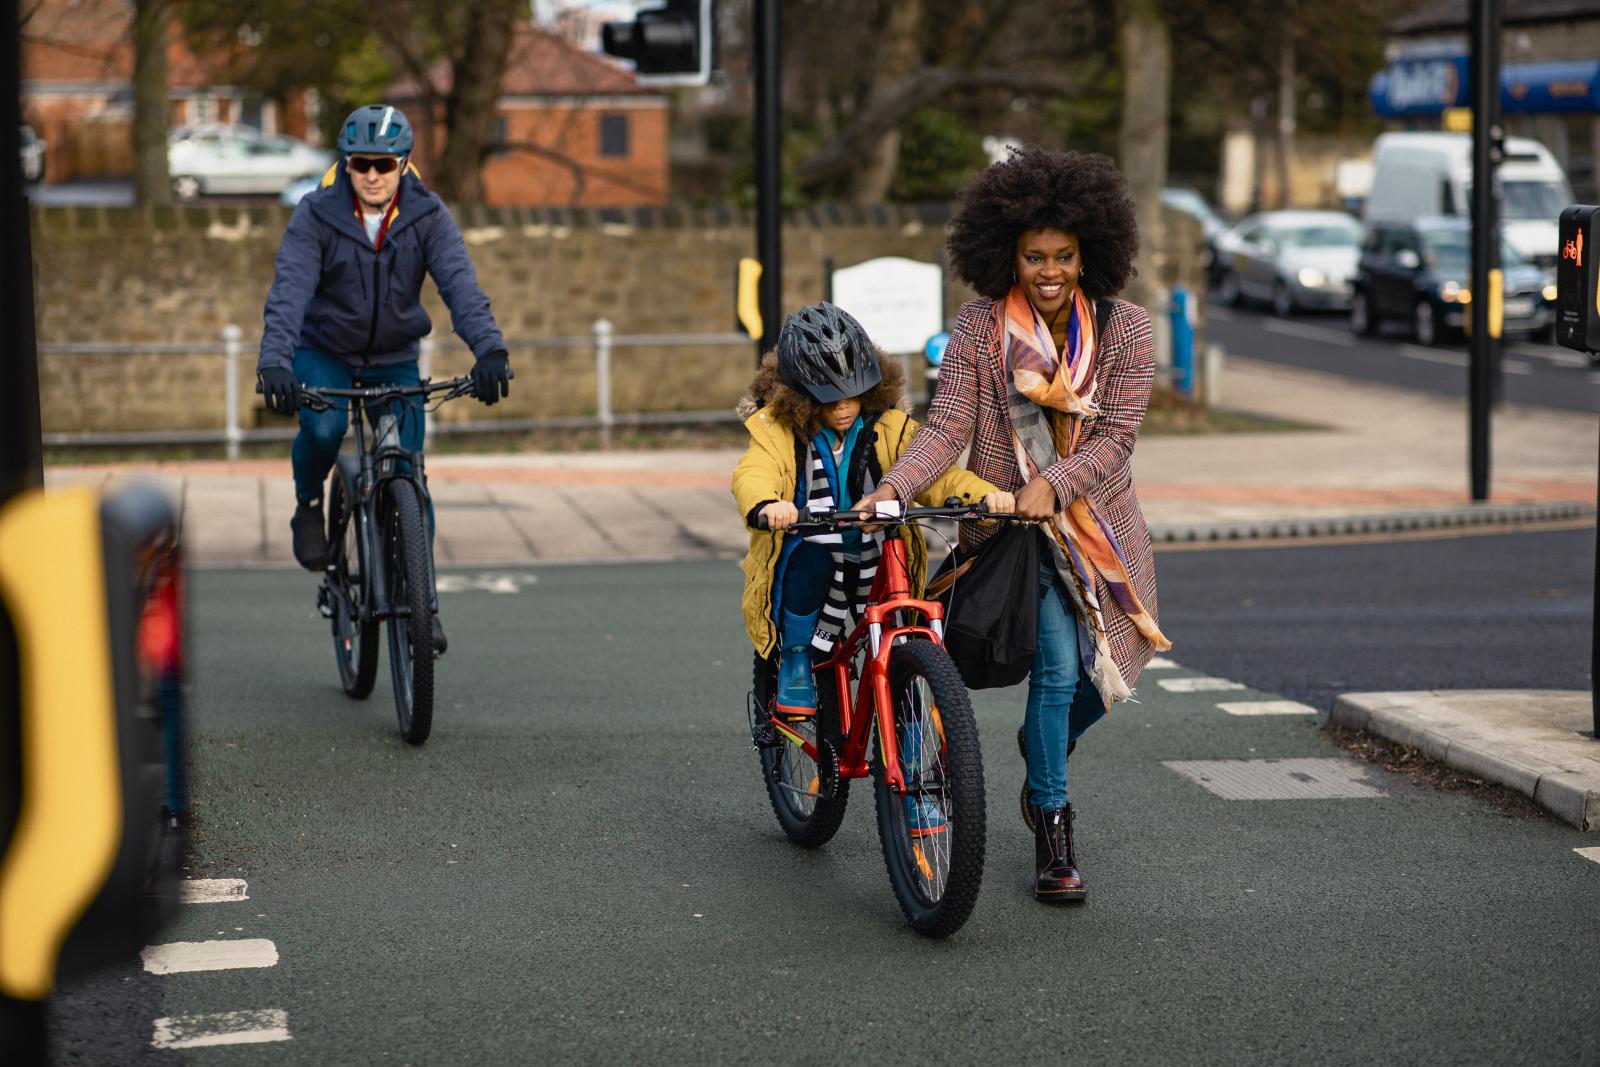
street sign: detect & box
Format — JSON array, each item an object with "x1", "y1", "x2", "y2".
[
  {"x1": 829, "y1": 256, "x2": 943, "y2": 354},
  {"x1": 1556, "y1": 205, "x2": 1600, "y2": 352}
]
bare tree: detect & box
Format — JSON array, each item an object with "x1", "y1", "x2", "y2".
[
  {"x1": 132, "y1": 0, "x2": 171, "y2": 206},
  {"x1": 1117, "y1": 0, "x2": 1169, "y2": 315}
]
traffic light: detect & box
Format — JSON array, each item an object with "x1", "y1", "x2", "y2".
[
  {"x1": 1556, "y1": 205, "x2": 1600, "y2": 353},
  {"x1": 601, "y1": 0, "x2": 714, "y2": 86},
  {"x1": 0, "y1": 484, "x2": 185, "y2": 1019}
]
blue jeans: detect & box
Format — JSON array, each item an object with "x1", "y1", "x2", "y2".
[
  {"x1": 290, "y1": 348, "x2": 433, "y2": 539},
  {"x1": 1024, "y1": 562, "x2": 1107, "y2": 811}
]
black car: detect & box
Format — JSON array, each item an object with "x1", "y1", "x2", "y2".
[{"x1": 1351, "y1": 217, "x2": 1554, "y2": 346}]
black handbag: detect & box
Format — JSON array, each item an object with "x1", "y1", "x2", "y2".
[{"x1": 927, "y1": 523, "x2": 1042, "y2": 689}]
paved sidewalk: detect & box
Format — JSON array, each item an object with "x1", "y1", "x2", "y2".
[
  {"x1": 1327, "y1": 691, "x2": 1600, "y2": 831},
  {"x1": 44, "y1": 355, "x2": 1596, "y2": 566}
]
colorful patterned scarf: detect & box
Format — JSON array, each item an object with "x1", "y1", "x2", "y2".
[{"x1": 1000, "y1": 286, "x2": 1171, "y2": 707}]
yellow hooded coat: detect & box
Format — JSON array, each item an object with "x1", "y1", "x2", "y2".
[{"x1": 732, "y1": 405, "x2": 999, "y2": 658}]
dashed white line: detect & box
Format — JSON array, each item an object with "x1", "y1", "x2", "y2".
[
  {"x1": 141, "y1": 939, "x2": 279, "y2": 975},
  {"x1": 178, "y1": 878, "x2": 249, "y2": 904},
  {"x1": 151, "y1": 1009, "x2": 291, "y2": 1049},
  {"x1": 1501, "y1": 359, "x2": 1534, "y2": 376},
  {"x1": 1261, "y1": 319, "x2": 1357, "y2": 346},
  {"x1": 1397, "y1": 345, "x2": 1468, "y2": 367},
  {"x1": 1158, "y1": 676, "x2": 1247, "y2": 693},
  {"x1": 1145, "y1": 656, "x2": 1180, "y2": 670},
  {"x1": 1216, "y1": 700, "x2": 1317, "y2": 716},
  {"x1": 1574, "y1": 846, "x2": 1600, "y2": 865}
]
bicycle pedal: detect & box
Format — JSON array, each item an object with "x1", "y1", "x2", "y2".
[{"x1": 314, "y1": 584, "x2": 334, "y2": 619}]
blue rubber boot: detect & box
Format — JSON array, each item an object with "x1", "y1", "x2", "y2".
[
  {"x1": 774, "y1": 609, "x2": 820, "y2": 717},
  {"x1": 901, "y1": 715, "x2": 947, "y2": 837}
]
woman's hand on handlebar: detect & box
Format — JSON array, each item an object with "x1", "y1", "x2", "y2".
[
  {"x1": 759, "y1": 500, "x2": 799, "y2": 531},
  {"x1": 1016, "y1": 477, "x2": 1059, "y2": 520},
  {"x1": 982, "y1": 490, "x2": 1016, "y2": 515}
]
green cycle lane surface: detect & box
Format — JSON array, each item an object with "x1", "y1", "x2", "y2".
[{"x1": 103, "y1": 562, "x2": 1597, "y2": 1065}]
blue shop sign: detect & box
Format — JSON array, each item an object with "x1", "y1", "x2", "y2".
[{"x1": 1372, "y1": 58, "x2": 1600, "y2": 117}]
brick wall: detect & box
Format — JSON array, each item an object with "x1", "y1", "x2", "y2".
[{"x1": 31, "y1": 202, "x2": 1203, "y2": 436}]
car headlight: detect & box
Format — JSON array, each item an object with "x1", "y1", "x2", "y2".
[
  {"x1": 1543, "y1": 283, "x2": 1558, "y2": 302},
  {"x1": 1296, "y1": 267, "x2": 1327, "y2": 288},
  {"x1": 1439, "y1": 281, "x2": 1472, "y2": 303}
]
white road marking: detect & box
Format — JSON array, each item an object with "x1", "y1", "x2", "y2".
[
  {"x1": 1501, "y1": 359, "x2": 1534, "y2": 375},
  {"x1": 1512, "y1": 345, "x2": 1586, "y2": 367},
  {"x1": 1397, "y1": 345, "x2": 1468, "y2": 366},
  {"x1": 1261, "y1": 319, "x2": 1356, "y2": 346},
  {"x1": 1574, "y1": 846, "x2": 1600, "y2": 865},
  {"x1": 1216, "y1": 700, "x2": 1317, "y2": 716},
  {"x1": 436, "y1": 572, "x2": 539, "y2": 594},
  {"x1": 1145, "y1": 656, "x2": 1180, "y2": 670},
  {"x1": 141, "y1": 939, "x2": 278, "y2": 974},
  {"x1": 178, "y1": 878, "x2": 248, "y2": 904},
  {"x1": 1158, "y1": 676, "x2": 1247, "y2": 693},
  {"x1": 151, "y1": 1009, "x2": 290, "y2": 1049}
]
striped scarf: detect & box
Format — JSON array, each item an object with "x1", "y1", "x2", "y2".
[
  {"x1": 1000, "y1": 286, "x2": 1172, "y2": 708},
  {"x1": 800, "y1": 418, "x2": 881, "y2": 652}
]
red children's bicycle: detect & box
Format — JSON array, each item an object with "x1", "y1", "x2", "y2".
[{"x1": 750, "y1": 501, "x2": 1028, "y2": 937}]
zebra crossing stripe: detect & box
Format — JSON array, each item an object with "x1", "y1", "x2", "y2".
[
  {"x1": 1158, "y1": 676, "x2": 1246, "y2": 693},
  {"x1": 1575, "y1": 847, "x2": 1600, "y2": 865},
  {"x1": 1145, "y1": 656, "x2": 1179, "y2": 669},
  {"x1": 141, "y1": 939, "x2": 278, "y2": 974},
  {"x1": 1216, "y1": 700, "x2": 1317, "y2": 716},
  {"x1": 178, "y1": 878, "x2": 248, "y2": 904},
  {"x1": 151, "y1": 1009, "x2": 290, "y2": 1049}
]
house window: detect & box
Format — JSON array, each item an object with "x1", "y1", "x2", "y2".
[
  {"x1": 493, "y1": 114, "x2": 509, "y2": 158},
  {"x1": 599, "y1": 113, "x2": 628, "y2": 158}
]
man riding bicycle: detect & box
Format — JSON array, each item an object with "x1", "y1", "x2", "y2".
[{"x1": 256, "y1": 103, "x2": 511, "y2": 656}]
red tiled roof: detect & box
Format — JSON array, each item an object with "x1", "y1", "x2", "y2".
[
  {"x1": 21, "y1": 0, "x2": 242, "y2": 89},
  {"x1": 389, "y1": 23, "x2": 656, "y2": 99}
]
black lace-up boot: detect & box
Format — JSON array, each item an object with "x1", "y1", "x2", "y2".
[{"x1": 1031, "y1": 803, "x2": 1086, "y2": 903}]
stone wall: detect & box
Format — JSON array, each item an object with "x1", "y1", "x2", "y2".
[{"x1": 32, "y1": 202, "x2": 1204, "y2": 436}]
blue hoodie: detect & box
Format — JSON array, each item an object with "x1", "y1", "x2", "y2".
[{"x1": 257, "y1": 162, "x2": 506, "y2": 374}]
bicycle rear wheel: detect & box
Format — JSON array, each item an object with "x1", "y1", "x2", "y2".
[
  {"x1": 327, "y1": 465, "x2": 377, "y2": 698},
  {"x1": 384, "y1": 480, "x2": 434, "y2": 745},
  {"x1": 753, "y1": 652, "x2": 849, "y2": 848},
  {"x1": 873, "y1": 639, "x2": 986, "y2": 937}
]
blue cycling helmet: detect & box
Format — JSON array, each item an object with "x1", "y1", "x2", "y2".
[{"x1": 337, "y1": 104, "x2": 414, "y2": 156}]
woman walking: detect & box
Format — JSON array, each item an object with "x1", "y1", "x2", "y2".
[{"x1": 859, "y1": 145, "x2": 1171, "y2": 904}]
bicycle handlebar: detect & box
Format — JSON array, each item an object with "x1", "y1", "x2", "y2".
[
  {"x1": 255, "y1": 371, "x2": 512, "y2": 413},
  {"x1": 755, "y1": 499, "x2": 1038, "y2": 532}
]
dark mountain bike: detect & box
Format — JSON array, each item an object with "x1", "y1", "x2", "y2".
[{"x1": 294, "y1": 375, "x2": 478, "y2": 745}]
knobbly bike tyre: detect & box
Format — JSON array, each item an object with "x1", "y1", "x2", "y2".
[
  {"x1": 327, "y1": 462, "x2": 378, "y2": 699},
  {"x1": 753, "y1": 652, "x2": 849, "y2": 848},
  {"x1": 873, "y1": 639, "x2": 986, "y2": 938},
  {"x1": 384, "y1": 480, "x2": 434, "y2": 745}
]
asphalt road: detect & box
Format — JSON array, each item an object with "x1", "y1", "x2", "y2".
[
  {"x1": 49, "y1": 534, "x2": 1600, "y2": 1065},
  {"x1": 1207, "y1": 301, "x2": 1600, "y2": 414}
]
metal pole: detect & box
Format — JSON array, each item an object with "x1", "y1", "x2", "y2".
[
  {"x1": 1468, "y1": 0, "x2": 1501, "y2": 501},
  {"x1": 754, "y1": 0, "x2": 781, "y2": 365},
  {"x1": 595, "y1": 319, "x2": 614, "y2": 450},
  {"x1": 0, "y1": 0, "x2": 41, "y2": 507},
  {"x1": 419, "y1": 336, "x2": 434, "y2": 447},
  {"x1": 222, "y1": 324, "x2": 241, "y2": 461}
]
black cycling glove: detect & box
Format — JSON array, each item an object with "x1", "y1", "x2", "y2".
[
  {"x1": 470, "y1": 351, "x2": 511, "y2": 406},
  {"x1": 259, "y1": 366, "x2": 300, "y2": 417}
]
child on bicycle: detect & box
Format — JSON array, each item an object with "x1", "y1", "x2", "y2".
[{"x1": 733, "y1": 303, "x2": 1014, "y2": 828}]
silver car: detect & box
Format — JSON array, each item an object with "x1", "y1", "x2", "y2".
[
  {"x1": 1214, "y1": 210, "x2": 1365, "y2": 316},
  {"x1": 167, "y1": 125, "x2": 333, "y2": 201}
]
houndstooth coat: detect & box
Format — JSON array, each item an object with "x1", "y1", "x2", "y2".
[{"x1": 879, "y1": 296, "x2": 1161, "y2": 689}]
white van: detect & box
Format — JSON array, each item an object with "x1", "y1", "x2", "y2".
[{"x1": 1364, "y1": 131, "x2": 1572, "y2": 271}]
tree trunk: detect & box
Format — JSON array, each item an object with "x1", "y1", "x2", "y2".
[
  {"x1": 132, "y1": 0, "x2": 171, "y2": 207},
  {"x1": 431, "y1": 0, "x2": 521, "y2": 204},
  {"x1": 1276, "y1": 30, "x2": 1296, "y2": 209},
  {"x1": 1116, "y1": 0, "x2": 1170, "y2": 318},
  {"x1": 844, "y1": 0, "x2": 923, "y2": 203}
]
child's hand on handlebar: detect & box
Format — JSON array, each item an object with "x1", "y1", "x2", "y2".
[
  {"x1": 759, "y1": 501, "x2": 799, "y2": 531},
  {"x1": 983, "y1": 490, "x2": 1017, "y2": 515}
]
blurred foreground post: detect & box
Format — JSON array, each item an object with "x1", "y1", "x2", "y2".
[
  {"x1": 754, "y1": 0, "x2": 781, "y2": 363},
  {"x1": 1468, "y1": 0, "x2": 1502, "y2": 501}
]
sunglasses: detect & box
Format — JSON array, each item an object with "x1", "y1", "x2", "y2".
[{"x1": 348, "y1": 156, "x2": 402, "y2": 175}]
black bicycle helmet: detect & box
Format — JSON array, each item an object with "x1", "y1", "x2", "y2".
[
  {"x1": 776, "y1": 302, "x2": 881, "y2": 403},
  {"x1": 337, "y1": 104, "x2": 414, "y2": 156}
]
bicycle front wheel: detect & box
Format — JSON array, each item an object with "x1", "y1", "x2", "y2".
[
  {"x1": 754, "y1": 652, "x2": 849, "y2": 848},
  {"x1": 384, "y1": 480, "x2": 434, "y2": 745},
  {"x1": 327, "y1": 465, "x2": 377, "y2": 698},
  {"x1": 873, "y1": 639, "x2": 986, "y2": 938}
]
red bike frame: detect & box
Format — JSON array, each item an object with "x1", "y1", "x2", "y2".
[{"x1": 765, "y1": 533, "x2": 945, "y2": 798}]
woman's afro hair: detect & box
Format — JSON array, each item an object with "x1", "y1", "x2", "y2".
[
  {"x1": 947, "y1": 144, "x2": 1139, "y2": 301},
  {"x1": 742, "y1": 351, "x2": 906, "y2": 442}
]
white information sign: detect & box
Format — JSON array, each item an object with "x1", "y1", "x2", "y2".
[{"x1": 830, "y1": 256, "x2": 943, "y2": 354}]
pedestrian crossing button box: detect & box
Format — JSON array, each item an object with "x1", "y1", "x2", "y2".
[{"x1": 1556, "y1": 205, "x2": 1600, "y2": 353}]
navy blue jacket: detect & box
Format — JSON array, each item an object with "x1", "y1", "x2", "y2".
[{"x1": 258, "y1": 163, "x2": 506, "y2": 374}]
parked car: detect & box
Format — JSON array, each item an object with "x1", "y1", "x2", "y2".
[
  {"x1": 1351, "y1": 217, "x2": 1554, "y2": 346},
  {"x1": 167, "y1": 126, "x2": 333, "y2": 201},
  {"x1": 1213, "y1": 210, "x2": 1364, "y2": 316},
  {"x1": 1365, "y1": 131, "x2": 1571, "y2": 273},
  {"x1": 1162, "y1": 185, "x2": 1227, "y2": 270},
  {"x1": 19, "y1": 124, "x2": 44, "y2": 183}
]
